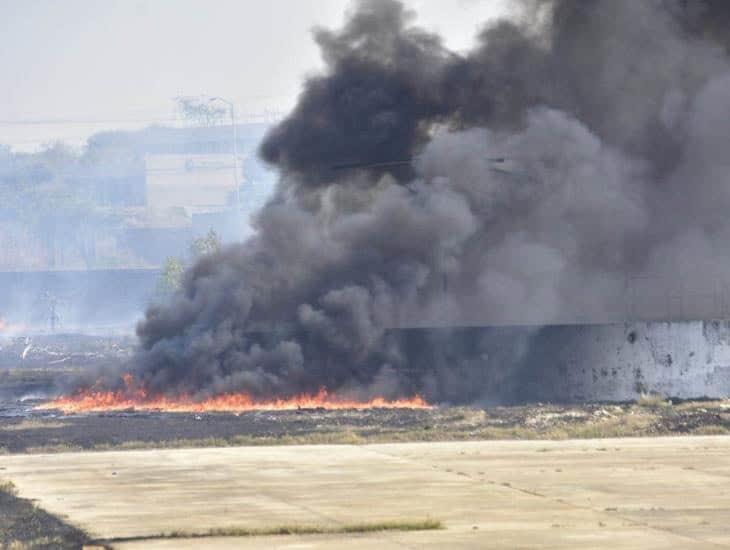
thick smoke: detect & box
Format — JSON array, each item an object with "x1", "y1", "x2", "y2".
[{"x1": 130, "y1": 0, "x2": 730, "y2": 403}]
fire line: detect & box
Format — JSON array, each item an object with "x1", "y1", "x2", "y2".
[{"x1": 37, "y1": 374, "x2": 432, "y2": 413}]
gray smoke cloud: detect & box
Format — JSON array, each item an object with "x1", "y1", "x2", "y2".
[{"x1": 127, "y1": 0, "x2": 730, "y2": 403}]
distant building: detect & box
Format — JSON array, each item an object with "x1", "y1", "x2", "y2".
[
  {"x1": 145, "y1": 154, "x2": 238, "y2": 210},
  {"x1": 92, "y1": 123, "x2": 277, "y2": 264},
  {"x1": 0, "y1": 123, "x2": 277, "y2": 327},
  {"x1": 0, "y1": 123, "x2": 277, "y2": 271},
  {"x1": 87, "y1": 122, "x2": 275, "y2": 207}
]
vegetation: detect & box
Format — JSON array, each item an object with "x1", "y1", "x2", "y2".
[
  {"x1": 6, "y1": 400, "x2": 729, "y2": 455},
  {"x1": 92, "y1": 519, "x2": 442, "y2": 545},
  {"x1": 0, "y1": 479, "x2": 18, "y2": 496},
  {"x1": 14, "y1": 418, "x2": 727, "y2": 455},
  {"x1": 637, "y1": 393, "x2": 672, "y2": 408},
  {"x1": 175, "y1": 95, "x2": 228, "y2": 127},
  {"x1": 156, "y1": 229, "x2": 222, "y2": 296},
  {"x1": 190, "y1": 228, "x2": 222, "y2": 259},
  {"x1": 157, "y1": 256, "x2": 186, "y2": 296},
  {"x1": 0, "y1": 477, "x2": 89, "y2": 549},
  {"x1": 0, "y1": 141, "x2": 123, "y2": 269},
  {"x1": 0, "y1": 419, "x2": 65, "y2": 431}
]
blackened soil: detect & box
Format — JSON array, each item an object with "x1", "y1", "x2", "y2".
[
  {"x1": 0, "y1": 407, "x2": 437, "y2": 452},
  {"x1": 657, "y1": 407, "x2": 730, "y2": 433},
  {"x1": 1, "y1": 400, "x2": 729, "y2": 453},
  {"x1": 0, "y1": 489, "x2": 89, "y2": 549}
]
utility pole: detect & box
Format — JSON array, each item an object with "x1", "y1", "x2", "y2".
[{"x1": 209, "y1": 97, "x2": 240, "y2": 210}]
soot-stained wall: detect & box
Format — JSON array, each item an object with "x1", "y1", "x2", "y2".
[
  {"x1": 392, "y1": 321, "x2": 730, "y2": 404},
  {"x1": 555, "y1": 321, "x2": 730, "y2": 402}
]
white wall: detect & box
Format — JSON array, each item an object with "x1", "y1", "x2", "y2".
[{"x1": 557, "y1": 321, "x2": 730, "y2": 401}]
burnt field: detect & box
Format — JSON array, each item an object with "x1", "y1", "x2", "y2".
[
  {"x1": 2, "y1": 397, "x2": 730, "y2": 454},
  {"x1": 0, "y1": 332, "x2": 132, "y2": 403},
  {"x1": 1, "y1": 333, "x2": 729, "y2": 454}
]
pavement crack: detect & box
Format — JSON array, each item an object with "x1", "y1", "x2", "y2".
[{"x1": 360, "y1": 444, "x2": 730, "y2": 548}]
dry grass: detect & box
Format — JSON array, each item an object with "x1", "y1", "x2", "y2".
[
  {"x1": 675, "y1": 399, "x2": 730, "y2": 411},
  {"x1": 11, "y1": 402, "x2": 728, "y2": 455},
  {"x1": 1, "y1": 419, "x2": 65, "y2": 431},
  {"x1": 691, "y1": 425, "x2": 729, "y2": 435},
  {"x1": 93, "y1": 519, "x2": 443, "y2": 545},
  {"x1": 0, "y1": 478, "x2": 18, "y2": 496},
  {"x1": 5, "y1": 536, "x2": 66, "y2": 549},
  {"x1": 0, "y1": 478, "x2": 90, "y2": 549},
  {"x1": 25, "y1": 431, "x2": 369, "y2": 453},
  {"x1": 24, "y1": 443, "x2": 84, "y2": 454},
  {"x1": 14, "y1": 412, "x2": 664, "y2": 454},
  {"x1": 637, "y1": 393, "x2": 672, "y2": 408}
]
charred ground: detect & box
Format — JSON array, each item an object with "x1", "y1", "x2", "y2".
[
  {"x1": 1, "y1": 333, "x2": 729, "y2": 454},
  {"x1": 2, "y1": 400, "x2": 729, "y2": 454}
]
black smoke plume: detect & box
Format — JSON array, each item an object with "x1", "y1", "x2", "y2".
[{"x1": 128, "y1": 0, "x2": 730, "y2": 403}]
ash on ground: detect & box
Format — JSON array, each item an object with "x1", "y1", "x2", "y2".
[
  {"x1": 1, "y1": 400, "x2": 728, "y2": 454},
  {"x1": 0, "y1": 333, "x2": 133, "y2": 409},
  {"x1": 1, "y1": 333, "x2": 729, "y2": 453}
]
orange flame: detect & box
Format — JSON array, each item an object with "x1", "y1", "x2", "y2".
[{"x1": 36, "y1": 374, "x2": 431, "y2": 414}]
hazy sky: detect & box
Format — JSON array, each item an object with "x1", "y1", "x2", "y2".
[{"x1": 0, "y1": 0, "x2": 508, "y2": 151}]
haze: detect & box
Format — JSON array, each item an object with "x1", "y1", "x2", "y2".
[{"x1": 0, "y1": 0, "x2": 506, "y2": 151}]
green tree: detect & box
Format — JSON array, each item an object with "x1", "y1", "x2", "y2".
[
  {"x1": 157, "y1": 256, "x2": 185, "y2": 296},
  {"x1": 156, "y1": 230, "x2": 221, "y2": 298},
  {"x1": 175, "y1": 96, "x2": 227, "y2": 127},
  {"x1": 190, "y1": 229, "x2": 222, "y2": 259},
  {"x1": 0, "y1": 142, "x2": 121, "y2": 268}
]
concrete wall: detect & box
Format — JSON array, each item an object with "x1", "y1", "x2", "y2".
[
  {"x1": 555, "y1": 321, "x2": 730, "y2": 402},
  {"x1": 390, "y1": 321, "x2": 730, "y2": 403},
  {"x1": 2, "y1": 269, "x2": 729, "y2": 402}
]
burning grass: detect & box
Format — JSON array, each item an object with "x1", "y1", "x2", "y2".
[
  {"x1": 9, "y1": 411, "x2": 661, "y2": 453},
  {"x1": 6, "y1": 400, "x2": 730, "y2": 455},
  {"x1": 37, "y1": 373, "x2": 432, "y2": 414},
  {"x1": 91, "y1": 519, "x2": 443, "y2": 545}
]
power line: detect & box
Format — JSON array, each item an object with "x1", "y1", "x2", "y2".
[
  {"x1": 0, "y1": 114, "x2": 283, "y2": 126},
  {"x1": 0, "y1": 118, "x2": 180, "y2": 126},
  {"x1": 0, "y1": 108, "x2": 284, "y2": 125}
]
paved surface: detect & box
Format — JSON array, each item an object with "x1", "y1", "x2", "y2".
[{"x1": 2, "y1": 437, "x2": 730, "y2": 548}]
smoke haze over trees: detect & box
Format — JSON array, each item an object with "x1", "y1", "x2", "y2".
[{"x1": 133, "y1": 0, "x2": 730, "y2": 403}]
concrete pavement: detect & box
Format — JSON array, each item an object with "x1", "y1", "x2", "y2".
[{"x1": 2, "y1": 437, "x2": 730, "y2": 548}]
